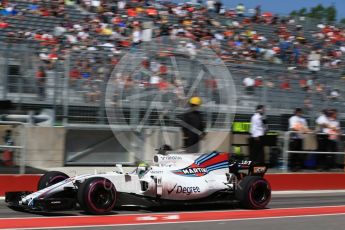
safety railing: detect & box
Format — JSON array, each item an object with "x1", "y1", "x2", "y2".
[
  {"x1": 0, "y1": 121, "x2": 27, "y2": 174},
  {"x1": 282, "y1": 131, "x2": 345, "y2": 173}
]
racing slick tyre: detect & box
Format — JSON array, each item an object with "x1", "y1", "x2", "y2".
[
  {"x1": 77, "y1": 177, "x2": 117, "y2": 215},
  {"x1": 37, "y1": 171, "x2": 70, "y2": 190},
  {"x1": 235, "y1": 176, "x2": 271, "y2": 209}
]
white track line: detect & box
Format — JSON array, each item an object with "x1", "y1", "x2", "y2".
[{"x1": 1, "y1": 204, "x2": 345, "y2": 220}]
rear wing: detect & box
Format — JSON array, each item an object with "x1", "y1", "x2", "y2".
[{"x1": 229, "y1": 160, "x2": 267, "y2": 177}]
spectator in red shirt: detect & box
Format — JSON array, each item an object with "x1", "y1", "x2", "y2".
[
  {"x1": 146, "y1": 7, "x2": 157, "y2": 18},
  {"x1": 255, "y1": 76, "x2": 263, "y2": 87},
  {"x1": 48, "y1": 52, "x2": 58, "y2": 61},
  {"x1": 141, "y1": 59, "x2": 150, "y2": 69},
  {"x1": 158, "y1": 78, "x2": 170, "y2": 92},
  {"x1": 0, "y1": 19, "x2": 8, "y2": 28},
  {"x1": 205, "y1": 77, "x2": 217, "y2": 90},
  {"x1": 70, "y1": 67, "x2": 81, "y2": 88},
  {"x1": 205, "y1": 76, "x2": 218, "y2": 103},
  {"x1": 127, "y1": 8, "x2": 137, "y2": 18},
  {"x1": 280, "y1": 79, "x2": 290, "y2": 90},
  {"x1": 36, "y1": 66, "x2": 46, "y2": 100},
  {"x1": 40, "y1": 8, "x2": 50, "y2": 17},
  {"x1": 299, "y1": 78, "x2": 308, "y2": 91},
  {"x1": 159, "y1": 64, "x2": 168, "y2": 75}
]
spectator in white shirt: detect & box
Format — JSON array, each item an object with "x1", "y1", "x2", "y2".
[
  {"x1": 150, "y1": 75, "x2": 160, "y2": 86},
  {"x1": 288, "y1": 108, "x2": 310, "y2": 171},
  {"x1": 324, "y1": 109, "x2": 341, "y2": 170},
  {"x1": 243, "y1": 76, "x2": 255, "y2": 95},
  {"x1": 329, "y1": 89, "x2": 340, "y2": 101},
  {"x1": 101, "y1": 40, "x2": 114, "y2": 48},
  {"x1": 132, "y1": 27, "x2": 142, "y2": 48},
  {"x1": 54, "y1": 23, "x2": 66, "y2": 37},
  {"x1": 236, "y1": 3, "x2": 246, "y2": 17},
  {"x1": 118, "y1": 1, "x2": 126, "y2": 10},
  {"x1": 186, "y1": 42, "x2": 197, "y2": 58},
  {"x1": 315, "y1": 109, "x2": 330, "y2": 170},
  {"x1": 206, "y1": 0, "x2": 215, "y2": 13},
  {"x1": 249, "y1": 105, "x2": 266, "y2": 163},
  {"x1": 91, "y1": 0, "x2": 100, "y2": 12},
  {"x1": 308, "y1": 50, "x2": 321, "y2": 72}
]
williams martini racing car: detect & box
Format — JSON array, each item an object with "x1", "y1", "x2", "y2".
[{"x1": 6, "y1": 150, "x2": 271, "y2": 214}]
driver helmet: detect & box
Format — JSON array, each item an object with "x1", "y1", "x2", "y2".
[{"x1": 137, "y1": 162, "x2": 149, "y2": 177}]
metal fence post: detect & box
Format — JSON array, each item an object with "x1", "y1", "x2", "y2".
[
  {"x1": 282, "y1": 131, "x2": 290, "y2": 172},
  {"x1": 98, "y1": 60, "x2": 108, "y2": 124},
  {"x1": 18, "y1": 66, "x2": 23, "y2": 109},
  {"x1": 52, "y1": 62, "x2": 60, "y2": 126},
  {"x1": 130, "y1": 86, "x2": 140, "y2": 127},
  {"x1": 63, "y1": 54, "x2": 70, "y2": 125},
  {"x1": 19, "y1": 124, "x2": 27, "y2": 174},
  {"x1": 2, "y1": 44, "x2": 9, "y2": 99},
  {"x1": 262, "y1": 79, "x2": 267, "y2": 105}
]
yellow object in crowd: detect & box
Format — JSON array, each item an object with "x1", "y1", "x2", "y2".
[
  {"x1": 101, "y1": 28, "x2": 112, "y2": 35},
  {"x1": 136, "y1": 7, "x2": 144, "y2": 14},
  {"x1": 189, "y1": 97, "x2": 202, "y2": 106},
  {"x1": 245, "y1": 30, "x2": 254, "y2": 37},
  {"x1": 183, "y1": 20, "x2": 192, "y2": 26}
]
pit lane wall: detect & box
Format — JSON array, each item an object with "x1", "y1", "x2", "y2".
[
  {"x1": 2, "y1": 173, "x2": 345, "y2": 196},
  {"x1": 24, "y1": 126, "x2": 65, "y2": 168},
  {"x1": 6, "y1": 126, "x2": 230, "y2": 168}
]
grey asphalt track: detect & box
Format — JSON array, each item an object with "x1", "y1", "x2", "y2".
[
  {"x1": 1, "y1": 193, "x2": 345, "y2": 218},
  {"x1": 1, "y1": 192, "x2": 345, "y2": 229},
  {"x1": 51, "y1": 215, "x2": 345, "y2": 230}
]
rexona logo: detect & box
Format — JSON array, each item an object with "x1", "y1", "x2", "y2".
[
  {"x1": 161, "y1": 156, "x2": 182, "y2": 161},
  {"x1": 167, "y1": 184, "x2": 201, "y2": 195}
]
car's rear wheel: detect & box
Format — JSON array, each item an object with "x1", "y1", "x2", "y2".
[
  {"x1": 77, "y1": 177, "x2": 116, "y2": 215},
  {"x1": 235, "y1": 176, "x2": 271, "y2": 209},
  {"x1": 37, "y1": 171, "x2": 69, "y2": 190}
]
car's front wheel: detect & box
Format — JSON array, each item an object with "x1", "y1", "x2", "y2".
[
  {"x1": 37, "y1": 171, "x2": 69, "y2": 190},
  {"x1": 77, "y1": 177, "x2": 117, "y2": 215},
  {"x1": 235, "y1": 176, "x2": 271, "y2": 209}
]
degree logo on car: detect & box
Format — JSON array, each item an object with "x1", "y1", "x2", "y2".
[{"x1": 167, "y1": 184, "x2": 201, "y2": 195}]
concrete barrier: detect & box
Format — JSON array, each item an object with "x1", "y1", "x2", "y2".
[
  {"x1": 21, "y1": 127, "x2": 233, "y2": 167},
  {"x1": 25, "y1": 126, "x2": 65, "y2": 168}
]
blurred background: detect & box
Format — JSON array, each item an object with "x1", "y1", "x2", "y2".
[{"x1": 0, "y1": 0, "x2": 344, "y2": 173}]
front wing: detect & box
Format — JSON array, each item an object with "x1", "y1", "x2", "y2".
[{"x1": 5, "y1": 191, "x2": 76, "y2": 212}]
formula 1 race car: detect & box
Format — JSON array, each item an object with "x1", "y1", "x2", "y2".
[{"x1": 5, "y1": 150, "x2": 271, "y2": 214}]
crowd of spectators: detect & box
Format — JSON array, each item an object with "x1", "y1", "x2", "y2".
[
  {"x1": 0, "y1": 0, "x2": 344, "y2": 105},
  {"x1": 243, "y1": 71, "x2": 341, "y2": 100},
  {"x1": 1, "y1": 1, "x2": 344, "y2": 67}
]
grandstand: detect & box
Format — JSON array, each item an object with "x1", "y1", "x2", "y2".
[{"x1": 0, "y1": 0, "x2": 344, "y2": 168}]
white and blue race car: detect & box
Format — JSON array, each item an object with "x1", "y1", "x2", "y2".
[{"x1": 6, "y1": 149, "x2": 271, "y2": 214}]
